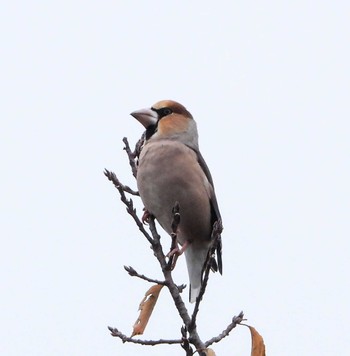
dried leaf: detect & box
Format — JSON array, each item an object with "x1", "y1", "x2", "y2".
[
  {"x1": 246, "y1": 325, "x2": 266, "y2": 356},
  {"x1": 131, "y1": 284, "x2": 164, "y2": 337},
  {"x1": 202, "y1": 348, "x2": 216, "y2": 355}
]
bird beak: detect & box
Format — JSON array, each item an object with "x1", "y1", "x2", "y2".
[{"x1": 130, "y1": 108, "x2": 158, "y2": 128}]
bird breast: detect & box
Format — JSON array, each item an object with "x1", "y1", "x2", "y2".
[{"x1": 137, "y1": 140, "x2": 212, "y2": 245}]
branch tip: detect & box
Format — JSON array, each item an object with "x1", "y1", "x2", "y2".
[{"x1": 124, "y1": 265, "x2": 137, "y2": 276}]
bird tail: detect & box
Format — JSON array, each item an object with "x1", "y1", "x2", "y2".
[{"x1": 184, "y1": 242, "x2": 210, "y2": 303}]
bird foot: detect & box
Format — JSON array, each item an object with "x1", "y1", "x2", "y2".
[
  {"x1": 166, "y1": 241, "x2": 189, "y2": 271},
  {"x1": 167, "y1": 240, "x2": 189, "y2": 258}
]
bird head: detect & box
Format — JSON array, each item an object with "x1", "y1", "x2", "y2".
[{"x1": 130, "y1": 100, "x2": 198, "y2": 148}]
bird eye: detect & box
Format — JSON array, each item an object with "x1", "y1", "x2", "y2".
[{"x1": 162, "y1": 108, "x2": 172, "y2": 116}]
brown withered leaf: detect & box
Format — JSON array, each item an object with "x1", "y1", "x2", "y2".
[
  {"x1": 245, "y1": 325, "x2": 266, "y2": 356},
  {"x1": 202, "y1": 348, "x2": 216, "y2": 355},
  {"x1": 131, "y1": 284, "x2": 164, "y2": 337}
]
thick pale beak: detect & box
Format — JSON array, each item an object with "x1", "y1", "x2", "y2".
[{"x1": 130, "y1": 108, "x2": 158, "y2": 128}]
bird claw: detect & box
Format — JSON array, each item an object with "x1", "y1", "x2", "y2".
[
  {"x1": 166, "y1": 241, "x2": 189, "y2": 271},
  {"x1": 166, "y1": 240, "x2": 189, "y2": 258},
  {"x1": 167, "y1": 246, "x2": 180, "y2": 258}
]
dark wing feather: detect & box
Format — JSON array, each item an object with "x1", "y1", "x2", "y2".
[
  {"x1": 194, "y1": 149, "x2": 221, "y2": 221},
  {"x1": 190, "y1": 147, "x2": 223, "y2": 275}
]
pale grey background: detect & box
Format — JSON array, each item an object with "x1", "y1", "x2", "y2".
[{"x1": 1, "y1": 1, "x2": 349, "y2": 355}]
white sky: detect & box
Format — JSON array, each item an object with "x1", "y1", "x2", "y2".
[{"x1": 1, "y1": 1, "x2": 349, "y2": 355}]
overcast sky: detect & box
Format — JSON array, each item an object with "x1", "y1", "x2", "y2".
[{"x1": 1, "y1": 1, "x2": 349, "y2": 355}]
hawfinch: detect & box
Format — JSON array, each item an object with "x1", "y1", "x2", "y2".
[{"x1": 131, "y1": 100, "x2": 222, "y2": 303}]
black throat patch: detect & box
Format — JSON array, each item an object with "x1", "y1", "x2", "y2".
[{"x1": 145, "y1": 124, "x2": 157, "y2": 140}]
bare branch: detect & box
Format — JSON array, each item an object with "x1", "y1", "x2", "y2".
[
  {"x1": 122, "y1": 136, "x2": 143, "y2": 178},
  {"x1": 181, "y1": 326, "x2": 194, "y2": 355},
  {"x1": 171, "y1": 201, "x2": 181, "y2": 232},
  {"x1": 190, "y1": 220, "x2": 223, "y2": 331},
  {"x1": 204, "y1": 311, "x2": 244, "y2": 347},
  {"x1": 104, "y1": 169, "x2": 154, "y2": 246},
  {"x1": 123, "y1": 265, "x2": 167, "y2": 285},
  {"x1": 133, "y1": 134, "x2": 145, "y2": 159},
  {"x1": 168, "y1": 201, "x2": 181, "y2": 270},
  {"x1": 103, "y1": 165, "x2": 138, "y2": 196},
  {"x1": 122, "y1": 265, "x2": 190, "y2": 293},
  {"x1": 120, "y1": 184, "x2": 139, "y2": 196},
  {"x1": 108, "y1": 326, "x2": 182, "y2": 346},
  {"x1": 144, "y1": 213, "x2": 207, "y2": 353}
]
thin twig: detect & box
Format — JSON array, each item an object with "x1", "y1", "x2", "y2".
[
  {"x1": 104, "y1": 169, "x2": 154, "y2": 246},
  {"x1": 204, "y1": 311, "x2": 244, "y2": 347},
  {"x1": 190, "y1": 220, "x2": 223, "y2": 331},
  {"x1": 124, "y1": 265, "x2": 166, "y2": 285},
  {"x1": 168, "y1": 201, "x2": 181, "y2": 270},
  {"x1": 181, "y1": 326, "x2": 194, "y2": 355},
  {"x1": 120, "y1": 184, "x2": 139, "y2": 196},
  {"x1": 145, "y1": 216, "x2": 203, "y2": 348},
  {"x1": 108, "y1": 327, "x2": 182, "y2": 345},
  {"x1": 122, "y1": 137, "x2": 139, "y2": 178},
  {"x1": 123, "y1": 265, "x2": 186, "y2": 293},
  {"x1": 133, "y1": 134, "x2": 145, "y2": 160}
]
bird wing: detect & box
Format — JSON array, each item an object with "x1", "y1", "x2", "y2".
[
  {"x1": 188, "y1": 146, "x2": 223, "y2": 274},
  {"x1": 193, "y1": 148, "x2": 221, "y2": 221}
]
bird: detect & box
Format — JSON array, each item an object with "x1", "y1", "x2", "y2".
[{"x1": 131, "y1": 100, "x2": 222, "y2": 303}]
